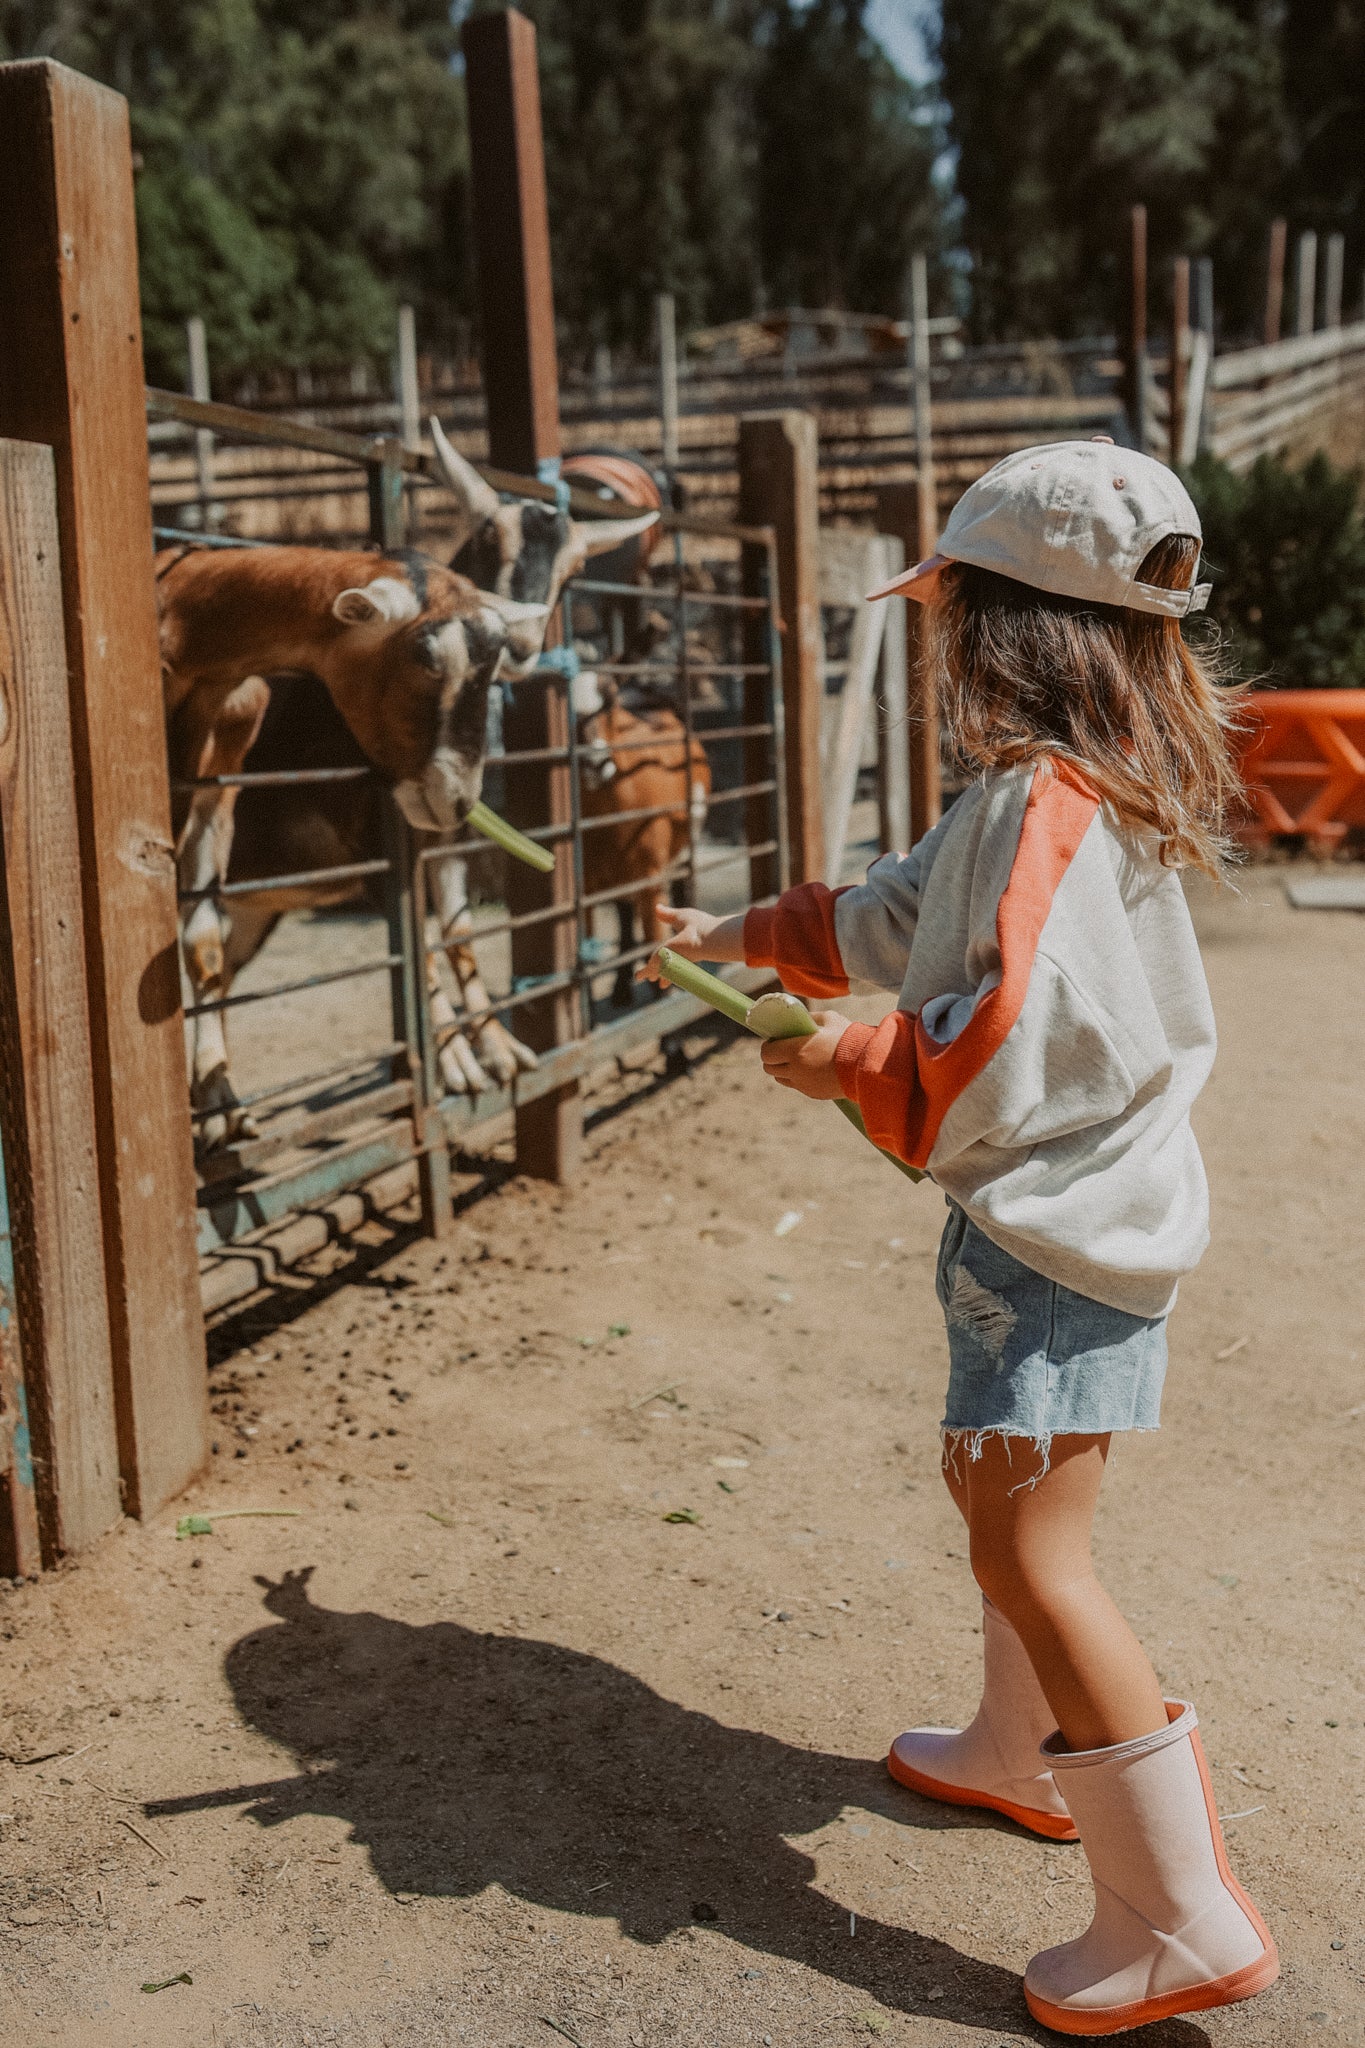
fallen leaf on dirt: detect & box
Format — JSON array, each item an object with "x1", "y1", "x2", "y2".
[
  {"x1": 141, "y1": 1972, "x2": 192, "y2": 1993},
  {"x1": 424, "y1": 1510, "x2": 458, "y2": 1528},
  {"x1": 662, "y1": 1509, "x2": 701, "y2": 1525},
  {"x1": 853, "y1": 2012, "x2": 891, "y2": 2036}
]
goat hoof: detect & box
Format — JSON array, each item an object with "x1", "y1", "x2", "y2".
[{"x1": 438, "y1": 1036, "x2": 491, "y2": 1097}]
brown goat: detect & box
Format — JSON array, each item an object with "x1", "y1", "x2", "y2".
[
  {"x1": 578, "y1": 678, "x2": 711, "y2": 1007},
  {"x1": 158, "y1": 543, "x2": 545, "y2": 1147}
]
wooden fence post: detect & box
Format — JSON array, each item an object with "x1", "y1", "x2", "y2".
[
  {"x1": 1170, "y1": 257, "x2": 1190, "y2": 468},
  {"x1": 0, "y1": 60, "x2": 208, "y2": 1522},
  {"x1": 873, "y1": 536, "x2": 910, "y2": 856},
  {"x1": 1295, "y1": 230, "x2": 1318, "y2": 338},
  {"x1": 1264, "y1": 219, "x2": 1287, "y2": 346},
  {"x1": 0, "y1": 440, "x2": 121, "y2": 1560},
  {"x1": 1126, "y1": 205, "x2": 1149, "y2": 452},
  {"x1": 1301, "y1": 231, "x2": 1317, "y2": 335},
  {"x1": 185, "y1": 316, "x2": 216, "y2": 531},
  {"x1": 908, "y1": 253, "x2": 937, "y2": 556},
  {"x1": 1323, "y1": 233, "x2": 1345, "y2": 331},
  {"x1": 657, "y1": 293, "x2": 681, "y2": 476},
  {"x1": 874, "y1": 481, "x2": 941, "y2": 844},
  {"x1": 396, "y1": 306, "x2": 422, "y2": 452},
  {"x1": 462, "y1": 6, "x2": 580, "y2": 1184},
  {"x1": 738, "y1": 412, "x2": 824, "y2": 883}
]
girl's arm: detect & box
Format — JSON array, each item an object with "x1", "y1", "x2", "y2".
[{"x1": 637, "y1": 904, "x2": 746, "y2": 982}]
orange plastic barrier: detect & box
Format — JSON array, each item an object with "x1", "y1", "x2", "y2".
[{"x1": 1234, "y1": 689, "x2": 1365, "y2": 849}]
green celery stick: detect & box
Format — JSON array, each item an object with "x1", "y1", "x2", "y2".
[
  {"x1": 466, "y1": 800, "x2": 556, "y2": 873},
  {"x1": 654, "y1": 948, "x2": 924, "y2": 1183}
]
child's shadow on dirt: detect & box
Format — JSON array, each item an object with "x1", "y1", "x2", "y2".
[{"x1": 149, "y1": 1569, "x2": 1212, "y2": 2045}]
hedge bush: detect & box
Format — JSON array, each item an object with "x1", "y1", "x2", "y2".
[{"x1": 1185, "y1": 450, "x2": 1365, "y2": 689}]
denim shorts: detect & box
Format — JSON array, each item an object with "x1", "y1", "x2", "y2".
[{"x1": 936, "y1": 1200, "x2": 1167, "y2": 1455}]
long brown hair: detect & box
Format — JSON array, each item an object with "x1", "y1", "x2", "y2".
[{"x1": 924, "y1": 535, "x2": 1246, "y2": 877}]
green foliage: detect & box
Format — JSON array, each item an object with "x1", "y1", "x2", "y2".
[
  {"x1": 1187, "y1": 451, "x2": 1365, "y2": 689},
  {"x1": 0, "y1": 0, "x2": 469, "y2": 383},
  {"x1": 938, "y1": 0, "x2": 1287, "y2": 340},
  {"x1": 753, "y1": 0, "x2": 940, "y2": 316},
  {"x1": 2, "y1": 0, "x2": 939, "y2": 379},
  {"x1": 479, "y1": 0, "x2": 941, "y2": 356},
  {"x1": 490, "y1": 0, "x2": 764, "y2": 353},
  {"x1": 1281, "y1": 0, "x2": 1365, "y2": 302}
]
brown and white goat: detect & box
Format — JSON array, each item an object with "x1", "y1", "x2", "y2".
[
  {"x1": 217, "y1": 427, "x2": 660, "y2": 1101},
  {"x1": 159, "y1": 543, "x2": 545, "y2": 1147}
]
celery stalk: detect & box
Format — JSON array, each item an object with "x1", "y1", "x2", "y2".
[
  {"x1": 466, "y1": 799, "x2": 556, "y2": 873},
  {"x1": 654, "y1": 947, "x2": 924, "y2": 1183}
]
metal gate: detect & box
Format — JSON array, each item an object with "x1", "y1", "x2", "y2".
[{"x1": 148, "y1": 393, "x2": 788, "y2": 1280}]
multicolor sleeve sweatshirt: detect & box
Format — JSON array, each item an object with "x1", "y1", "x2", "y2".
[{"x1": 744, "y1": 761, "x2": 1216, "y2": 1319}]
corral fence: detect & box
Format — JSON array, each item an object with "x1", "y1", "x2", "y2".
[
  {"x1": 145, "y1": 389, "x2": 794, "y2": 1320},
  {"x1": 0, "y1": 45, "x2": 885, "y2": 1572}
]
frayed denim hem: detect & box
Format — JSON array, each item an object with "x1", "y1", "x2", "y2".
[{"x1": 940, "y1": 1421, "x2": 1161, "y2": 1494}]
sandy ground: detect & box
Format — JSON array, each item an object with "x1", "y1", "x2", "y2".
[{"x1": 1, "y1": 863, "x2": 1363, "y2": 2048}]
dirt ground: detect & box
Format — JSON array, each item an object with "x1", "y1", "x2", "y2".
[{"x1": 1, "y1": 862, "x2": 1363, "y2": 2048}]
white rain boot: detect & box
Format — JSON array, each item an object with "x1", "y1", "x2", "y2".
[
  {"x1": 1024, "y1": 1702, "x2": 1278, "y2": 2035},
  {"x1": 887, "y1": 1599, "x2": 1077, "y2": 1841}
]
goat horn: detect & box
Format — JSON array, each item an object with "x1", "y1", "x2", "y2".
[
  {"x1": 428, "y1": 416, "x2": 501, "y2": 526},
  {"x1": 575, "y1": 511, "x2": 661, "y2": 557}
]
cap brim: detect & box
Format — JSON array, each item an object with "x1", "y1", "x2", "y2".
[{"x1": 865, "y1": 553, "x2": 950, "y2": 603}]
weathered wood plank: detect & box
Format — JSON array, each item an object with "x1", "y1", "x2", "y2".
[
  {"x1": 0, "y1": 438, "x2": 120, "y2": 1556},
  {"x1": 821, "y1": 532, "x2": 886, "y2": 886},
  {"x1": 740, "y1": 412, "x2": 825, "y2": 883},
  {"x1": 0, "y1": 60, "x2": 208, "y2": 1518}
]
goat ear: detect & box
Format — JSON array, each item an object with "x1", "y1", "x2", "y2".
[
  {"x1": 574, "y1": 510, "x2": 660, "y2": 558},
  {"x1": 332, "y1": 576, "x2": 420, "y2": 627},
  {"x1": 429, "y1": 416, "x2": 500, "y2": 527},
  {"x1": 332, "y1": 586, "x2": 383, "y2": 625}
]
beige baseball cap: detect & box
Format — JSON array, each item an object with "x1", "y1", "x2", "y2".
[{"x1": 868, "y1": 438, "x2": 1211, "y2": 618}]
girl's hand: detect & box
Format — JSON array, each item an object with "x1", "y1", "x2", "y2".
[
  {"x1": 759, "y1": 1011, "x2": 851, "y2": 1100},
  {"x1": 638, "y1": 905, "x2": 745, "y2": 983}
]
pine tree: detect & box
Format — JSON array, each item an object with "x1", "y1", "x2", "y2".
[
  {"x1": 753, "y1": 0, "x2": 940, "y2": 317},
  {"x1": 938, "y1": 0, "x2": 1287, "y2": 341}
]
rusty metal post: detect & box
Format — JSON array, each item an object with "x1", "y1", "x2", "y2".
[{"x1": 462, "y1": 5, "x2": 580, "y2": 1184}]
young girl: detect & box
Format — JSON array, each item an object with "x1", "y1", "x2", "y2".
[{"x1": 644, "y1": 440, "x2": 1277, "y2": 2035}]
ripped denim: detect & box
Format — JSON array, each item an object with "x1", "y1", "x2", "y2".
[{"x1": 936, "y1": 1199, "x2": 1167, "y2": 1475}]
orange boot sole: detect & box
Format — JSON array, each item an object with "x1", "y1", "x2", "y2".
[
  {"x1": 886, "y1": 1745, "x2": 1079, "y2": 1843},
  {"x1": 1023, "y1": 1942, "x2": 1279, "y2": 2035}
]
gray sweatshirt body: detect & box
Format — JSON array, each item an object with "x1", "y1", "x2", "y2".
[{"x1": 744, "y1": 762, "x2": 1215, "y2": 1317}]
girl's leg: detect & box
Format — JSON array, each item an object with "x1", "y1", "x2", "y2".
[
  {"x1": 940, "y1": 1438, "x2": 969, "y2": 1523},
  {"x1": 964, "y1": 1431, "x2": 1166, "y2": 1751},
  {"x1": 886, "y1": 1438, "x2": 1077, "y2": 1839}
]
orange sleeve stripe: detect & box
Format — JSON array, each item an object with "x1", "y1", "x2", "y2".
[
  {"x1": 834, "y1": 765, "x2": 1100, "y2": 1168},
  {"x1": 743, "y1": 884, "x2": 851, "y2": 999}
]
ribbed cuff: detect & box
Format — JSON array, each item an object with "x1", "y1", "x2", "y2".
[
  {"x1": 743, "y1": 903, "x2": 777, "y2": 967},
  {"x1": 833, "y1": 1020, "x2": 875, "y2": 1100}
]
